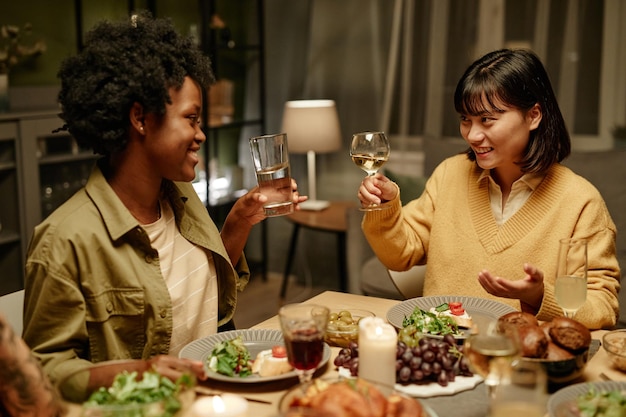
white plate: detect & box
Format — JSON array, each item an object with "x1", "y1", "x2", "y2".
[
  {"x1": 547, "y1": 380, "x2": 626, "y2": 417},
  {"x1": 386, "y1": 296, "x2": 517, "y2": 338},
  {"x1": 338, "y1": 367, "x2": 483, "y2": 398},
  {"x1": 179, "y1": 329, "x2": 331, "y2": 383}
]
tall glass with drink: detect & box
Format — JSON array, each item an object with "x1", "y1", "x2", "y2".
[
  {"x1": 554, "y1": 238, "x2": 588, "y2": 318},
  {"x1": 249, "y1": 133, "x2": 294, "y2": 217},
  {"x1": 278, "y1": 304, "x2": 329, "y2": 385}
]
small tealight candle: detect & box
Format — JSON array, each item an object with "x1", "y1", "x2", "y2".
[
  {"x1": 192, "y1": 394, "x2": 249, "y2": 417},
  {"x1": 358, "y1": 317, "x2": 397, "y2": 388}
]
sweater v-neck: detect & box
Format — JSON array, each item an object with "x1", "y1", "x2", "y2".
[{"x1": 468, "y1": 164, "x2": 568, "y2": 254}]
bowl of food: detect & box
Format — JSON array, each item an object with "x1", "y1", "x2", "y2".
[
  {"x1": 279, "y1": 377, "x2": 437, "y2": 417},
  {"x1": 57, "y1": 359, "x2": 196, "y2": 417},
  {"x1": 498, "y1": 313, "x2": 592, "y2": 384},
  {"x1": 602, "y1": 329, "x2": 626, "y2": 372},
  {"x1": 325, "y1": 309, "x2": 375, "y2": 348},
  {"x1": 548, "y1": 380, "x2": 626, "y2": 417}
]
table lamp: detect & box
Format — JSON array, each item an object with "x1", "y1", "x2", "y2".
[{"x1": 281, "y1": 99, "x2": 342, "y2": 211}]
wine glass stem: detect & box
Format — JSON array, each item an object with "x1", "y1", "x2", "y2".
[
  {"x1": 485, "y1": 381, "x2": 497, "y2": 400},
  {"x1": 298, "y1": 369, "x2": 315, "y2": 385}
]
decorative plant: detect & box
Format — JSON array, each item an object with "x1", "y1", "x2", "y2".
[{"x1": 0, "y1": 23, "x2": 46, "y2": 74}]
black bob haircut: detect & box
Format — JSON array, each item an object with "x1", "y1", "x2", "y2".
[
  {"x1": 454, "y1": 48, "x2": 571, "y2": 174},
  {"x1": 56, "y1": 11, "x2": 214, "y2": 155}
]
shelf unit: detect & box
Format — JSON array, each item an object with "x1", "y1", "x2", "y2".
[
  {"x1": 0, "y1": 112, "x2": 98, "y2": 296},
  {"x1": 197, "y1": 0, "x2": 268, "y2": 277},
  {"x1": 0, "y1": 120, "x2": 24, "y2": 295},
  {"x1": 198, "y1": 0, "x2": 266, "y2": 208}
]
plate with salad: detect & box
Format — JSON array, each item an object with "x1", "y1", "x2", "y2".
[
  {"x1": 548, "y1": 381, "x2": 626, "y2": 417},
  {"x1": 178, "y1": 329, "x2": 331, "y2": 383},
  {"x1": 386, "y1": 296, "x2": 516, "y2": 339}
]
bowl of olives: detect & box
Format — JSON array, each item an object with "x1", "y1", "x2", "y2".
[{"x1": 325, "y1": 309, "x2": 375, "y2": 348}]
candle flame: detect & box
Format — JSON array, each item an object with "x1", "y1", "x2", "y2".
[
  {"x1": 212, "y1": 395, "x2": 225, "y2": 412},
  {"x1": 375, "y1": 325, "x2": 383, "y2": 336}
]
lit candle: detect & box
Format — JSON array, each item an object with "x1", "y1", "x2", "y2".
[
  {"x1": 191, "y1": 394, "x2": 249, "y2": 417},
  {"x1": 358, "y1": 317, "x2": 397, "y2": 388}
]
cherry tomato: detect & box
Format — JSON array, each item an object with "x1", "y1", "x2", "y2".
[
  {"x1": 272, "y1": 345, "x2": 287, "y2": 358},
  {"x1": 448, "y1": 302, "x2": 465, "y2": 316}
]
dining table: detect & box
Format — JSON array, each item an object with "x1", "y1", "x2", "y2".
[{"x1": 63, "y1": 290, "x2": 625, "y2": 417}]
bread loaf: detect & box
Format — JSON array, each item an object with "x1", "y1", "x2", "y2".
[
  {"x1": 544, "y1": 341, "x2": 575, "y2": 361},
  {"x1": 517, "y1": 325, "x2": 549, "y2": 358},
  {"x1": 496, "y1": 311, "x2": 538, "y2": 333},
  {"x1": 548, "y1": 317, "x2": 592, "y2": 353},
  {"x1": 496, "y1": 313, "x2": 591, "y2": 360}
]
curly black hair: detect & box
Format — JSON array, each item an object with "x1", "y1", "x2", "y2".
[{"x1": 56, "y1": 11, "x2": 214, "y2": 155}]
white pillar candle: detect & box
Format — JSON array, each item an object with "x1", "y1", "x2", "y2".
[
  {"x1": 358, "y1": 317, "x2": 397, "y2": 388},
  {"x1": 191, "y1": 394, "x2": 249, "y2": 417}
]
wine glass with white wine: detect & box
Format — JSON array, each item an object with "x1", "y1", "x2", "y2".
[
  {"x1": 350, "y1": 131, "x2": 390, "y2": 211},
  {"x1": 554, "y1": 238, "x2": 588, "y2": 319},
  {"x1": 463, "y1": 323, "x2": 520, "y2": 400}
]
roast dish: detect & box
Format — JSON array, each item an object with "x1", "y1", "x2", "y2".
[{"x1": 285, "y1": 378, "x2": 427, "y2": 417}]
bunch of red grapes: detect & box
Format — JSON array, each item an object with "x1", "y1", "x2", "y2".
[{"x1": 333, "y1": 334, "x2": 473, "y2": 387}]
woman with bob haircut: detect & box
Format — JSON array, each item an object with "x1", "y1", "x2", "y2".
[
  {"x1": 22, "y1": 11, "x2": 306, "y2": 395},
  {"x1": 357, "y1": 48, "x2": 620, "y2": 329}
]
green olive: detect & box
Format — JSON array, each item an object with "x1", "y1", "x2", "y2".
[
  {"x1": 338, "y1": 322, "x2": 357, "y2": 332},
  {"x1": 338, "y1": 310, "x2": 352, "y2": 319}
]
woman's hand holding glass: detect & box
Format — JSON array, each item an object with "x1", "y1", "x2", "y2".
[
  {"x1": 357, "y1": 173, "x2": 398, "y2": 209},
  {"x1": 350, "y1": 131, "x2": 391, "y2": 211}
]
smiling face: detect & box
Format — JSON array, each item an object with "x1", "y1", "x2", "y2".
[
  {"x1": 143, "y1": 76, "x2": 206, "y2": 182},
  {"x1": 459, "y1": 98, "x2": 541, "y2": 184}
]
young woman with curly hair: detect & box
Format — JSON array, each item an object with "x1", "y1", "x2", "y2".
[
  {"x1": 22, "y1": 11, "x2": 306, "y2": 396},
  {"x1": 357, "y1": 49, "x2": 620, "y2": 329}
]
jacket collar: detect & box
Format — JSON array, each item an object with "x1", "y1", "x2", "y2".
[{"x1": 85, "y1": 159, "x2": 190, "y2": 242}]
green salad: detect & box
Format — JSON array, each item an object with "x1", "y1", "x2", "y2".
[
  {"x1": 207, "y1": 336, "x2": 253, "y2": 377},
  {"x1": 575, "y1": 386, "x2": 626, "y2": 417},
  {"x1": 85, "y1": 370, "x2": 194, "y2": 417},
  {"x1": 401, "y1": 306, "x2": 461, "y2": 336}
]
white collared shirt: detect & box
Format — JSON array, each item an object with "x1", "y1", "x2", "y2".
[{"x1": 478, "y1": 170, "x2": 545, "y2": 226}]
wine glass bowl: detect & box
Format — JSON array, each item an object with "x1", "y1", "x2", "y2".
[
  {"x1": 350, "y1": 131, "x2": 390, "y2": 210},
  {"x1": 463, "y1": 323, "x2": 520, "y2": 399},
  {"x1": 278, "y1": 304, "x2": 330, "y2": 384},
  {"x1": 554, "y1": 238, "x2": 588, "y2": 319}
]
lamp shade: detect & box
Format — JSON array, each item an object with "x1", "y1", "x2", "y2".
[{"x1": 281, "y1": 99, "x2": 342, "y2": 154}]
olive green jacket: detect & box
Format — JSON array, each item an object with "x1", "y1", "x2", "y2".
[{"x1": 22, "y1": 161, "x2": 250, "y2": 387}]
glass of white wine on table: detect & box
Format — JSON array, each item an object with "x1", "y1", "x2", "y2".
[
  {"x1": 554, "y1": 238, "x2": 588, "y2": 319},
  {"x1": 463, "y1": 323, "x2": 520, "y2": 400},
  {"x1": 350, "y1": 131, "x2": 390, "y2": 211}
]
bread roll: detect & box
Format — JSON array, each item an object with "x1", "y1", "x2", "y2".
[
  {"x1": 497, "y1": 311, "x2": 538, "y2": 333},
  {"x1": 544, "y1": 341, "x2": 575, "y2": 361},
  {"x1": 517, "y1": 325, "x2": 549, "y2": 358},
  {"x1": 548, "y1": 317, "x2": 591, "y2": 353}
]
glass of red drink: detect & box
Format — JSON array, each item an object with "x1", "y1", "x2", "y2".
[{"x1": 278, "y1": 303, "x2": 330, "y2": 384}]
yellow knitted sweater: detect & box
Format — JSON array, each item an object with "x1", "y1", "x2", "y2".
[{"x1": 363, "y1": 154, "x2": 620, "y2": 329}]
